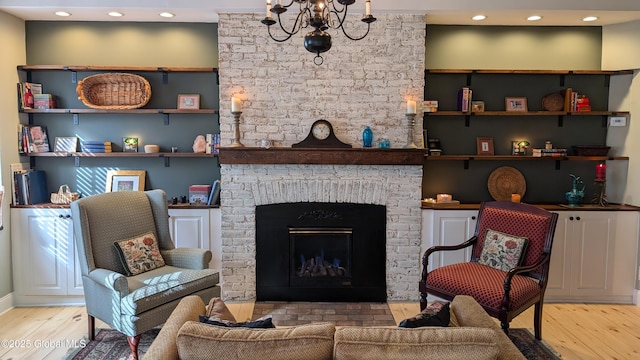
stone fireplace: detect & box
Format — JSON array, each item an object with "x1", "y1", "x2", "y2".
[{"x1": 216, "y1": 13, "x2": 426, "y2": 301}]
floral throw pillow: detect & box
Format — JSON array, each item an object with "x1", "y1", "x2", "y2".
[
  {"x1": 478, "y1": 229, "x2": 529, "y2": 272},
  {"x1": 114, "y1": 232, "x2": 165, "y2": 276}
]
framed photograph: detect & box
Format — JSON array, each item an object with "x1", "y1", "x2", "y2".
[
  {"x1": 105, "y1": 170, "x2": 146, "y2": 192},
  {"x1": 178, "y1": 94, "x2": 200, "y2": 110},
  {"x1": 54, "y1": 136, "x2": 78, "y2": 152},
  {"x1": 476, "y1": 137, "x2": 495, "y2": 155},
  {"x1": 123, "y1": 137, "x2": 138, "y2": 152},
  {"x1": 471, "y1": 101, "x2": 485, "y2": 112},
  {"x1": 505, "y1": 97, "x2": 528, "y2": 112}
]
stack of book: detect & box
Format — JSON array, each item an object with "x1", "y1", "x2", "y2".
[
  {"x1": 457, "y1": 87, "x2": 473, "y2": 113},
  {"x1": 10, "y1": 163, "x2": 49, "y2": 205},
  {"x1": 17, "y1": 124, "x2": 50, "y2": 154},
  {"x1": 532, "y1": 148, "x2": 568, "y2": 157},
  {"x1": 563, "y1": 88, "x2": 591, "y2": 112},
  {"x1": 81, "y1": 141, "x2": 113, "y2": 153},
  {"x1": 33, "y1": 94, "x2": 57, "y2": 109}
]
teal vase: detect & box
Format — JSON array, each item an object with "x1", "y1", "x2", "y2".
[
  {"x1": 565, "y1": 174, "x2": 585, "y2": 206},
  {"x1": 363, "y1": 126, "x2": 373, "y2": 148}
]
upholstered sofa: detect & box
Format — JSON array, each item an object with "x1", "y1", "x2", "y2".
[{"x1": 143, "y1": 295, "x2": 525, "y2": 360}]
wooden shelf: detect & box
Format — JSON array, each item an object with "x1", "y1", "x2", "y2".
[
  {"x1": 17, "y1": 65, "x2": 218, "y2": 73},
  {"x1": 219, "y1": 147, "x2": 424, "y2": 165},
  {"x1": 25, "y1": 152, "x2": 216, "y2": 158},
  {"x1": 425, "y1": 111, "x2": 629, "y2": 116},
  {"x1": 22, "y1": 108, "x2": 217, "y2": 115},
  {"x1": 426, "y1": 155, "x2": 629, "y2": 161},
  {"x1": 426, "y1": 69, "x2": 634, "y2": 75}
]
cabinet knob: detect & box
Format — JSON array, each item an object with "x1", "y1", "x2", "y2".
[
  {"x1": 59, "y1": 214, "x2": 65, "y2": 218},
  {"x1": 471, "y1": 216, "x2": 476, "y2": 220},
  {"x1": 569, "y1": 216, "x2": 574, "y2": 221},
  {"x1": 576, "y1": 216, "x2": 580, "y2": 221}
]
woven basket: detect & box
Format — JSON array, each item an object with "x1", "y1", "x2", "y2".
[{"x1": 76, "y1": 73, "x2": 151, "y2": 109}]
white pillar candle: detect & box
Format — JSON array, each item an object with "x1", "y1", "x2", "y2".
[
  {"x1": 365, "y1": 0, "x2": 371, "y2": 16},
  {"x1": 231, "y1": 97, "x2": 242, "y2": 112},
  {"x1": 407, "y1": 100, "x2": 417, "y2": 114},
  {"x1": 436, "y1": 194, "x2": 452, "y2": 203}
]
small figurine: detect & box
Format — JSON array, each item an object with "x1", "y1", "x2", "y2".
[{"x1": 192, "y1": 135, "x2": 206, "y2": 153}]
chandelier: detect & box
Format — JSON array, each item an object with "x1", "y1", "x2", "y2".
[{"x1": 261, "y1": 0, "x2": 377, "y2": 65}]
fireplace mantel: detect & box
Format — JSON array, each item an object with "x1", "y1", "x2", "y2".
[{"x1": 219, "y1": 147, "x2": 425, "y2": 165}]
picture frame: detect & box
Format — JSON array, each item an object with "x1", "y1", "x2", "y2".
[
  {"x1": 54, "y1": 136, "x2": 78, "y2": 152},
  {"x1": 105, "y1": 170, "x2": 146, "y2": 192},
  {"x1": 505, "y1": 97, "x2": 528, "y2": 112},
  {"x1": 476, "y1": 137, "x2": 495, "y2": 155},
  {"x1": 178, "y1": 94, "x2": 200, "y2": 110}
]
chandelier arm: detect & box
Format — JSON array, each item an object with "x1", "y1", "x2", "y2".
[
  {"x1": 274, "y1": 10, "x2": 307, "y2": 37},
  {"x1": 340, "y1": 22, "x2": 372, "y2": 41},
  {"x1": 267, "y1": 25, "x2": 295, "y2": 43}
]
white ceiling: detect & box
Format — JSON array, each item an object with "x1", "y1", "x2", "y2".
[{"x1": 2, "y1": 0, "x2": 640, "y2": 26}]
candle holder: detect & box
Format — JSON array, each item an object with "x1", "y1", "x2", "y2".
[
  {"x1": 592, "y1": 179, "x2": 608, "y2": 207},
  {"x1": 230, "y1": 111, "x2": 244, "y2": 147},
  {"x1": 404, "y1": 113, "x2": 418, "y2": 149}
]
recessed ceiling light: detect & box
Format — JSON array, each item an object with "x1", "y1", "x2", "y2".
[
  {"x1": 582, "y1": 16, "x2": 598, "y2": 22},
  {"x1": 159, "y1": 12, "x2": 175, "y2": 18},
  {"x1": 55, "y1": 11, "x2": 71, "y2": 17},
  {"x1": 472, "y1": 15, "x2": 487, "y2": 21},
  {"x1": 527, "y1": 15, "x2": 542, "y2": 21},
  {"x1": 108, "y1": 11, "x2": 124, "y2": 17}
]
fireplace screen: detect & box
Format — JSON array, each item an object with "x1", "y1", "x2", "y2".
[{"x1": 289, "y1": 227, "x2": 352, "y2": 287}]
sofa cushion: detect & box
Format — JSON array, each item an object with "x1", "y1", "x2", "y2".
[
  {"x1": 333, "y1": 326, "x2": 499, "y2": 360},
  {"x1": 176, "y1": 321, "x2": 335, "y2": 360},
  {"x1": 113, "y1": 232, "x2": 165, "y2": 276}
]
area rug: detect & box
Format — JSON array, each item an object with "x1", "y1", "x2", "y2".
[
  {"x1": 509, "y1": 328, "x2": 562, "y2": 360},
  {"x1": 252, "y1": 301, "x2": 397, "y2": 327},
  {"x1": 64, "y1": 328, "x2": 159, "y2": 360}
]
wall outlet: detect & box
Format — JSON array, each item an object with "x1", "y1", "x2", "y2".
[{"x1": 609, "y1": 116, "x2": 627, "y2": 127}]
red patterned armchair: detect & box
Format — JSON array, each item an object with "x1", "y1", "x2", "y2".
[{"x1": 420, "y1": 201, "x2": 558, "y2": 340}]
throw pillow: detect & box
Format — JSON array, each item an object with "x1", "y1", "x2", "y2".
[
  {"x1": 478, "y1": 228, "x2": 529, "y2": 272},
  {"x1": 113, "y1": 232, "x2": 165, "y2": 276},
  {"x1": 205, "y1": 297, "x2": 237, "y2": 322},
  {"x1": 398, "y1": 301, "x2": 450, "y2": 328},
  {"x1": 199, "y1": 315, "x2": 275, "y2": 329}
]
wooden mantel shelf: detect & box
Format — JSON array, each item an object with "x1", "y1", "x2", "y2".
[{"x1": 218, "y1": 147, "x2": 424, "y2": 165}]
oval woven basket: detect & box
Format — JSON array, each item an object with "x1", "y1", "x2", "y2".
[{"x1": 76, "y1": 73, "x2": 151, "y2": 110}]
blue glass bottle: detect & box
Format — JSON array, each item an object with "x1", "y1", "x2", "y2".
[{"x1": 363, "y1": 126, "x2": 373, "y2": 148}]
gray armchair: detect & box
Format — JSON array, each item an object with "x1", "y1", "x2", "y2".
[{"x1": 70, "y1": 189, "x2": 221, "y2": 359}]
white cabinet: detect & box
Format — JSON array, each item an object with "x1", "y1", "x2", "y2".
[
  {"x1": 421, "y1": 209, "x2": 478, "y2": 271},
  {"x1": 546, "y1": 210, "x2": 638, "y2": 303},
  {"x1": 167, "y1": 208, "x2": 221, "y2": 271},
  {"x1": 11, "y1": 208, "x2": 84, "y2": 305}
]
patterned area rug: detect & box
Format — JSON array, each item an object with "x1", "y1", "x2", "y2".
[
  {"x1": 252, "y1": 301, "x2": 396, "y2": 326},
  {"x1": 65, "y1": 328, "x2": 159, "y2": 360},
  {"x1": 509, "y1": 328, "x2": 562, "y2": 360}
]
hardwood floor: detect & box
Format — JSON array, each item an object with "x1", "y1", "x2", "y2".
[{"x1": 1, "y1": 302, "x2": 639, "y2": 359}]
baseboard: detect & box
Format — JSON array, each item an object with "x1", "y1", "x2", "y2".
[
  {"x1": 0, "y1": 292, "x2": 14, "y2": 316},
  {"x1": 634, "y1": 290, "x2": 639, "y2": 306}
]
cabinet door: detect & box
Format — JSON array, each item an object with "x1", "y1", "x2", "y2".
[
  {"x1": 569, "y1": 211, "x2": 615, "y2": 297},
  {"x1": 16, "y1": 209, "x2": 70, "y2": 296},
  {"x1": 168, "y1": 209, "x2": 210, "y2": 250},
  {"x1": 65, "y1": 214, "x2": 84, "y2": 295},
  {"x1": 546, "y1": 211, "x2": 572, "y2": 297},
  {"x1": 430, "y1": 210, "x2": 478, "y2": 269}
]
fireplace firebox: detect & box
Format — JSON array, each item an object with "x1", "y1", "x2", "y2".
[{"x1": 256, "y1": 202, "x2": 386, "y2": 302}]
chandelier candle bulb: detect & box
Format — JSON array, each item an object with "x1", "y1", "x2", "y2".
[
  {"x1": 231, "y1": 97, "x2": 242, "y2": 112},
  {"x1": 266, "y1": 0, "x2": 272, "y2": 17},
  {"x1": 407, "y1": 100, "x2": 417, "y2": 114},
  {"x1": 365, "y1": 0, "x2": 371, "y2": 16}
]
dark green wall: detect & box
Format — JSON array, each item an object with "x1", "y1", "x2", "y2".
[{"x1": 24, "y1": 21, "x2": 219, "y2": 200}]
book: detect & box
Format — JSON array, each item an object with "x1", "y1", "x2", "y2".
[
  {"x1": 24, "y1": 170, "x2": 49, "y2": 205},
  {"x1": 189, "y1": 184, "x2": 212, "y2": 204},
  {"x1": 208, "y1": 180, "x2": 221, "y2": 205},
  {"x1": 27, "y1": 125, "x2": 50, "y2": 152},
  {"x1": 457, "y1": 87, "x2": 472, "y2": 113},
  {"x1": 18, "y1": 82, "x2": 43, "y2": 109},
  {"x1": 10, "y1": 162, "x2": 30, "y2": 205}
]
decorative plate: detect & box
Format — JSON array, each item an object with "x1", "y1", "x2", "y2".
[
  {"x1": 541, "y1": 92, "x2": 564, "y2": 111},
  {"x1": 487, "y1": 166, "x2": 526, "y2": 201}
]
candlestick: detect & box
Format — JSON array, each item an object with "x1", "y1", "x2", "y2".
[
  {"x1": 231, "y1": 96, "x2": 242, "y2": 113},
  {"x1": 407, "y1": 100, "x2": 417, "y2": 115},
  {"x1": 595, "y1": 162, "x2": 606, "y2": 181},
  {"x1": 404, "y1": 113, "x2": 418, "y2": 148},
  {"x1": 230, "y1": 111, "x2": 244, "y2": 147}
]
